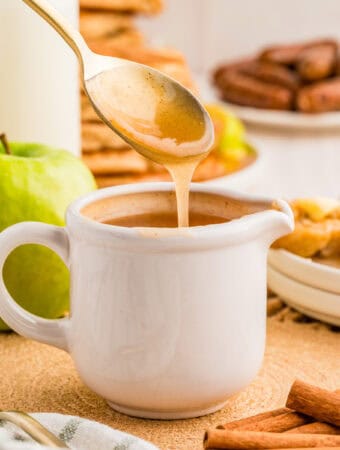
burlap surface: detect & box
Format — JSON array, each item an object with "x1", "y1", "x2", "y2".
[{"x1": 0, "y1": 310, "x2": 339, "y2": 450}]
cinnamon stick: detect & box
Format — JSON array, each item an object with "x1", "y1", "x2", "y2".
[
  {"x1": 267, "y1": 297, "x2": 285, "y2": 317},
  {"x1": 203, "y1": 429, "x2": 340, "y2": 449},
  {"x1": 245, "y1": 412, "x2": 311, "y2": 432},
  {"x1": 218, "y1": 408, "x2": 291, "y2": 430},
  {"x1": 286, "y1": 380, "x2": 340, "y2": 427},
  {"x1": 218, "y1": 408, "x2": 310, "y2": 432},
  {"x1": 286, "y1": 421, "x2": 340, "y2": 435}
]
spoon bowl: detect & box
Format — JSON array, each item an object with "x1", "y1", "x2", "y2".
[
  {"x1": 85, "y1": 59, "x2": 213, "y2": 164},
  {"x1": 22, "y1": 0, "x2": 214, "y2": 164}
]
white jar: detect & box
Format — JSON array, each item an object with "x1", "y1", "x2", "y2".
[{"x1": 0, "y1": 0, "x2": 80, "y2": 155}]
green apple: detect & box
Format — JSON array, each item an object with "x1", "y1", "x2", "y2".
[
  {"x1": 0, "y1": 136, "x2": 96, "y2": 330},
  {"x1": 205, "y1": 104, "x2": 258, "y2": 170},
  {"x1": 218, "y1": 141, "x2": 256, "y2": 160},
  {"x1": 205, "y1": 103, "x2": 245, "y2": 149}
]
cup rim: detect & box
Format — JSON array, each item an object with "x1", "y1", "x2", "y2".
[{"x1": 66, "y1": 182, "x2": 293, "y2": 249}]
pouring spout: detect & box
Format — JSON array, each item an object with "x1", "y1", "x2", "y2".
[{"x1": 260, "y1": 199, "x2": 295, "y2": 247}]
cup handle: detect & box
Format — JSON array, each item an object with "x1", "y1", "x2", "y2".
[{"x1": 0, "y1": 222, "x2": 70, "y2": 351}]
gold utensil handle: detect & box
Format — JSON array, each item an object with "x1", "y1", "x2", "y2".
[
  {"x1": 0, "y1": 411, "x2": 68, "y2": 448},
  {"x1": 21, "y1": 0, "x2": 90, "y2": 68}
]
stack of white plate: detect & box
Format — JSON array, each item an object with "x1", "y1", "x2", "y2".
[{"x1": 268, "y1": 249, "x2": 340, "y2": 326}]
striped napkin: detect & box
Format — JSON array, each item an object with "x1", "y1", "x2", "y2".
[{"x1": 0, "y1": 413, "x2": 158, "y2": 450}]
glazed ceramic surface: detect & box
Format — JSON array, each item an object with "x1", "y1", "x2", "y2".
[
  {"x1": 0, "y1": 183, "x2": 293, "y2": 419},
  {"x1": 269, "y1": 249, "x2": 340, "y2": 295},
  {"x1": 267, "y1": 265, "x2": 340, "y2": 327},
  {"x1": 219, "y1": 102, "x2": 340, "y2": 130}
]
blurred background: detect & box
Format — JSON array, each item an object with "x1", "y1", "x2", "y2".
[
  {"x1": 140, "y1": 0, "x2": 340, "y2": 199},
  {"x1": 2, "y1": 0, "x2": 340, "y2": 198},
  {"x1": 138, "y1": 0, "x2": 340, "y2": 73}
]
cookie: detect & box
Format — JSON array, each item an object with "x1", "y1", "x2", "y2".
[
  {"x1": 94, "y1": 153, "x2": 227, "y2": 187},
  {"x1": 96, "y1": 171, "x2": 170, "y2": 187},
  {"x1": 86, "y1": 29, "x2": 145, "y2": 50},
  {"x1": 80, "y1": 0, "x2": 163, "y2": 14},
  {"x1": 80, "y1": 11, "x2": 134, "y2": 41},
  {"x1": 81, "y1": 94, "x2": 101, "y2": 123},
  {"x1": 83, "y1": 149, "x2": 149, "y2": 175},
  {"x1": 87, "y1": 42, "x2": 196, "y2": 91},
  {"x1": 87, "y1": 41, "x2": 184, "y2": 65},
  {"x1": 82, "y1": 122, "x2": 129, "y2": 152}
]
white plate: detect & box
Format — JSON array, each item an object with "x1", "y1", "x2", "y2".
[
  {"x1": 267, "y1": 265, "x2": 340, "y2": 326},
  {"x1": 268, "y1": 249, "x2": 340, "y2": 294},
  {"x1": 221, "y1": 102, "x2": 340, "y2": 131}
]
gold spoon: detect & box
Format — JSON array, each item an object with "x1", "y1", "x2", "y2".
[
  {"x1": 0, "y1": 411, "x2": 67, "y2": 447},
  {"x1": 21, "y1": 0, "x2": 214, "y2": 165}
]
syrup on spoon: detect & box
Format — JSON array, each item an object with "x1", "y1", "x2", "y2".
[{"x1": 23, "y1": 0, "x2": 214, "y2": 226}]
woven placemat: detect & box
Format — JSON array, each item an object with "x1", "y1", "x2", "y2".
[{"x1": 0, "y1": 304, "x2": 339, "y2": 450}]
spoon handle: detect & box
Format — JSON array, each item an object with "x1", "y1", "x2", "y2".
[
  {"x1": 0, "y1": 411, "x2": 68, "y2": 447},
  {"x1": 21, "y1": 0, "x2": 91, "y2": 69}
]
